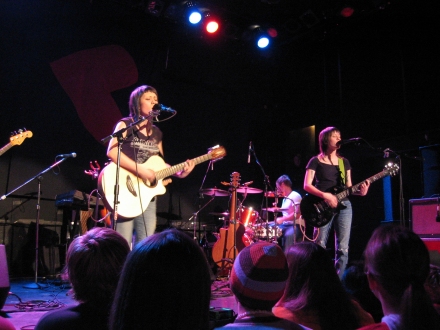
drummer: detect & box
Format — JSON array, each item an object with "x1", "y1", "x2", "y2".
[{"x1": 275, "y1": 175, "x2": 303, "y2": 252}]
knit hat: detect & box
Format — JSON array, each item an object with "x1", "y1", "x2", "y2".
[{"x1": 230, "y1": 242, "x2": 288, "y2": 310}]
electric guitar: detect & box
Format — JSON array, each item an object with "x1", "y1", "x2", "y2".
[
  {"x1": 98, "y1": 146, "x2": 226, "y2": 218},
  {"x1": 0, "y1": 129, "x2": 33, "y2": 156},
  {"x1": 300, "y1": 163, "x2": 399, "y2": 228}
]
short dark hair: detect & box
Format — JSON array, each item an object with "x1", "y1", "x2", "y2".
[
  {"x1": 319, "y1": 126, "x2": 340, "y2": 155},
  {"x1": 128, "y1": 85, "x2": 158, "y2": 120},
  {"x1": 276, "y1": 175, "x2": 292, "y2": 188},
  {"x1": 65, "y1": 227, "x2": 130, "y2": 306}
]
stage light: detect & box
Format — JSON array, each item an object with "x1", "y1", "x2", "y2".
[
  {"x1": 340, "y1": 6, "x2": 355, "y2": 18},
  {"x1": 243, "y1": 25, "x2": 273, "y2": 49},
  {"x1": 202, "y1": 12, "x2": 220, "y2": 34},
  {"x1": 188, "y1": 11, "x2": 202, "y2": 24},
  {"x1": 257, "y1": 36, "x2": 270, "y2": 48}
]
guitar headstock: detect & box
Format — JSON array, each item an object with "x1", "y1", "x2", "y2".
[
  {"x1": 10, "y1": 129, "x2": 33, "y2": 146},
  {"x1": 384, "y1": 162, "x2": 399, "y2": 176},
  {"x1": 209, "y1": 145, "x2": 226, "y2": 161},
  {"x1": 230, "y1": 172, "x2": 241, "y2": 189}
]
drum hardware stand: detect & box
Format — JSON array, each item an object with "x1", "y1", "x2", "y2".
[
  {"x1": 248, "y1": 143, "x2": 274, "y2": 242},
  {"x1": 188, "y1": 196, "x2": 215, "y2": 241},
  {"x1": 1, "y1": 156, "x2": 73, "y2": 289},
  {"x1": 100, "y1": 115, "x2": 150, "y2": 231}
]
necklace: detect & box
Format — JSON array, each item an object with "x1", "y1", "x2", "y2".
[{"x1": 235, "y1": 310, "x2": 275, "y2": 320}]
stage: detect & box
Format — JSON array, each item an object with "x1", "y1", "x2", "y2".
[{"x1": 2, "y1": 277, "x2": 237, "y2": 329}]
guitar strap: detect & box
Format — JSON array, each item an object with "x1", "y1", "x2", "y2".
[{"x1": 338, "y1": 157, "x2": 346, "y2": 186}]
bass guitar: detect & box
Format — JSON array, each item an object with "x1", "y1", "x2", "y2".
[
  {"x1": 0, "y1": 129, "x2": 33, "y2": 156},
  {"x1": 98, "y1": 146, "x2": 226, "y2": 218},
  {"x1": 300, "y1": 163, "x2": 399, "y2": 228}
]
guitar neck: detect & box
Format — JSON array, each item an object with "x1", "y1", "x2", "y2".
[
  {"x1": 336, "y1": 170, "x2": 390, "y2": 200},
  {"x1": 154, "y1": 153, "x2": 212, "y2": 180},
  {"x1": 0, "y1": 143, "x2": 12, "y2": 157}
]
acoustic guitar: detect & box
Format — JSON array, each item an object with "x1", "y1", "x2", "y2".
[
  {"x1": 98, "y1": 146, "x2": 226, "y2": 218},
  {"x1": 0, "y1": 129, "x2": 33, "y2": 156},
  {"x1": 300, "y1": 163, "x2": 399, "y2": 228}
]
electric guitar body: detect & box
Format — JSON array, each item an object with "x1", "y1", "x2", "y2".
[{"x1": 300, "y1": 163, "x2": 399, "y2": 228}]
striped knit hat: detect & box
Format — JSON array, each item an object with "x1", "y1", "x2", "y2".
[{"x1": 230, "y1": 242, "x2": 288, "y2": 310}]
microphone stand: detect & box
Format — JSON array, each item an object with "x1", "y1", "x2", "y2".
[
  {"x1": 100, "y1": 116, "x2": 149, "y2": 231},
  {"x1": 1, "y1": 156, "x2": 72, "y2": 289},
  {"x1": 249, "y1": 144, "x2": 274, "y2": 242}
]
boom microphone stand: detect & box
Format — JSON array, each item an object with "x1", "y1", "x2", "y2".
[
  {"x1": 100, "y1": 115, "x2": 149, "y2": 230},
  {"x1": 1, "y1": 155, "x2": 74, "y2": 288}
]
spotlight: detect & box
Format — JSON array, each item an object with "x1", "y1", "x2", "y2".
[
  {"x1": 203, "y1": 12, "x2": 220, "y2": 34},
  {"x1": 188, "y1": 11, "x2": 202, "y2": 24},
  {"x1": 243, "y1": 25, "x2": 273, "y2": 50},
  {"x1": 339, "y1": 6, "x2": 355, "y2": 18}
]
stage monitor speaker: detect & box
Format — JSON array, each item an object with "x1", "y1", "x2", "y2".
[
  {"x1": 0, "y1": 244, "x2": 10, "y2": 310},
  {"x1": 410, "y1": 198, "x2": 440, "y2": 237}
]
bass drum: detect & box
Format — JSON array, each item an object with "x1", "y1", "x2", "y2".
[{"x1": 239, "y1": 207, "x2": 259, "y2": 228}]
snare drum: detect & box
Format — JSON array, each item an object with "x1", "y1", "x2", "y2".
[
  {"x1": 252, "y1": 223, "x2": 282, "y2": 242},
  {"x1": 239, "y1": 207, "x2": 259, "y2": 227}
]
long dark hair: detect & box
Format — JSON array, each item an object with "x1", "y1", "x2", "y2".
[
  {"x1": 364, "y1": 224, "x2": 440, "y2": 330},
  {"x1": 278, "y1": 241, "x2": 362, "y2": 330},
  {"x1": 109, "y1": 228, "x2": 212, "y2": 330}
]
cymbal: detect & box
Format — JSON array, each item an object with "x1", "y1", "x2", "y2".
[
  {"x1": 264, "y1": 191, "x2": 284, "y2": 198},
  {"x1": 200, "y1": 188, "x2": 229, "y2": 197},
  {"x1": 261, "y1": 207, "x2": 289, "y2": 213},
  {"x1": 156, "y1": 212, "x2": 182, "y2": 220},
  {"x1": 209, "y1": 212, "x2": 229, "y2": 217},
  {"x1": 236, "y1": 187, "x2": 263, "y2": 194}
]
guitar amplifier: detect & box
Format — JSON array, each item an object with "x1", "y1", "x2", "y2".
[{"x1": 410, "y1": 198, "x2": 440, "y2": 237}]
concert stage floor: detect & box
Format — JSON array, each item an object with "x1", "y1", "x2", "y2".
[{"x1": 2, "y1": 277, "x2": 237, "y2": 329}]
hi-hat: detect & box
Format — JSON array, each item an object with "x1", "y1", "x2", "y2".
[
  {"x1": 261, "y1": 207, "x2": 289, "y2": 213},
  {"x1": 200, "y1": 188, "x2": 229, "y2": 196},
  {"x1": 236, "y1": 187, "x2": 263, "y2": 194},
  {"x1": 264, "y1": 191, "x2": 284, "y2": 197}
]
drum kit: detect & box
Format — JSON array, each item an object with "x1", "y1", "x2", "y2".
[{"x1": 201, "y1": 185, "x2": 287, "y2": 247}]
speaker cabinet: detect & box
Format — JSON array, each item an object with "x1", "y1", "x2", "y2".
[
  {"x1": 410, "y1": 198, "x2": 440, "y2": 236},
  {"x1": 0, "y1": 244, "x2": 10, "y2": 310}
]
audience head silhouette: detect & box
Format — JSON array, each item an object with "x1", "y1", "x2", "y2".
[
  {"x1": 274, "y1": 241, "x2": 369, "y2": 329},
  {"x1": 110, "y1": 228, "x2": 212, "y2": 330},
  {"x1": 230, "y1": 241, "x2": 288, "y2": 311},
  {"x1": 364, "y1": 224, "x2": 440, "y2": 330}
]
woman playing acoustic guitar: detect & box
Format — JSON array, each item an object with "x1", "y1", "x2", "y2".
[
  {"x1": 303, "y1": 126, "x2": 369, "y2": 279},
  {"x1": 106, "y1": 85, "x2": 195, "y2": 247}
]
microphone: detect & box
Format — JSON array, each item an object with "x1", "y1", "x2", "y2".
[
  {"x1": 57, "y1": 152, "x2": 77, "y2": 158},
  {"x1": 337, "y1": 138, "x2": 362, "y2": 147},
  {"x1": 152, "y1": 103, "x2": 177, "y2": 113},
  {"x1": 383, "y1": 148, "x2": 390, "y2": 158},
  {"x1": 247, "y1": 141, "x2": 252, "y2": 163}
]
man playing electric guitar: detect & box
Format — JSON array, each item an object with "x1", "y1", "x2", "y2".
[
  {"x1": 106, "y1": 85, "x2": 195, "y2": 247},
  {"x1": 303, "y1": 127, "x2": 370, "y2": 279}
]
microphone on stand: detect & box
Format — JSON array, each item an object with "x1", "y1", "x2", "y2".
[
  {"x1": 151, "y1": 104, "x2": 177, "y2": 122},
  {"x1": 56, "y1": 152, "x2": 77, "y2": 158},
  {"x1": 152, "y1": 103, "x2": 177, "y2": 113},
  {"x1": 383, "y1": 148, "x2": 390, "y2": 158},
  {"x1": 248, "y1": 141, "x2": 252, "y2": 163},
  {"x1": 337, "y1": 138, "x2": 362, "y2": 147}
]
